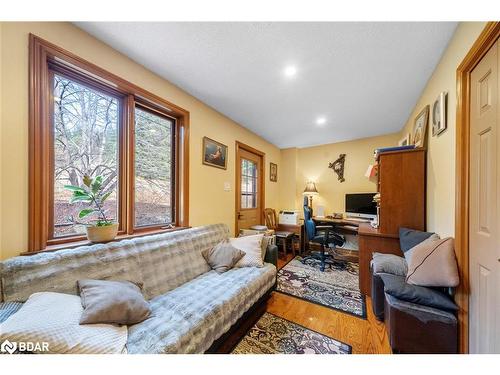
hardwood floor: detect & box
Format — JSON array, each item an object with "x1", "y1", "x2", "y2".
[{"x1": 266, "y1": 254, "x2": 392, "y2": 354}]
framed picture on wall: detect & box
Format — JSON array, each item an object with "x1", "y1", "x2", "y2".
[
  {"x1": 398, "y1": 133, "x2": 411, "y2": 146},
  {"x1": 270, "y1": 162, "x2": 278, "y2": 182},
  {"x1": 412, "y1": 105, "x2": 430, "y2": 148},
  {"x1": 202, "y1": 137, "x2": 228, "y2": 169},
  {"x1": 432, "y1": 91, "x2": 447, "y2": 136}
]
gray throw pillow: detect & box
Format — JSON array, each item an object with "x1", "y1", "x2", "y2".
[
  {"x1": 78, "y1": 279, "x2": 151, "y2": 325},
  {"x1": 371, "y1": 253, "x2": 408, "y2": 276},
  {"x1": 380, "y1": 274, "x2": 458, "y2": 312},
  {"x1": 202, "y1": 240, "x2": 246, "y2": 274}
]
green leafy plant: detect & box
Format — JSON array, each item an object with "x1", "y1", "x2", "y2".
[{"x1": 64, "y1": 174, "x2": 114, "y2": 227}]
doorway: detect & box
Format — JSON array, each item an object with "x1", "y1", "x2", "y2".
[
  {"x1": 235, "y1": 141, "x2": 265, "y2": 234},
  {"x1": 456, "y1": 22, "x2": 500, "y2": 354}
]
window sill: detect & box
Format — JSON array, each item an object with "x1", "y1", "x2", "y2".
[{"x1": 21, "y1": 226, "x2": 191, "y2": 256}]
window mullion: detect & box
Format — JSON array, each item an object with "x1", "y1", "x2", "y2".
[{"x1": 125, "y1": 95, "x2": 136, "y2": 235}]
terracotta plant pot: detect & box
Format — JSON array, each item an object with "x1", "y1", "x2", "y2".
[{"x1": 85, "y1": 223, "x2": 119, "y2": 243}]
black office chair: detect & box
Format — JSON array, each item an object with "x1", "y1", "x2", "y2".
[{"x1": 301, "y1": 197, "x2": 346, "y2": 271}]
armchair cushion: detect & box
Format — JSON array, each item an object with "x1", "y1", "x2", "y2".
[
  {"x1": 380, "y1": 274, "x2": 458, "y2": 312},
  {"x1": 399, "y1": 228, "x2": 438, "y2": 262},
  {"x1": 371, "y1": 253, "x2": 408, "y2": 277},
  {"x1": 406, "y1": 237, "x2": 459, "y2": 288}
]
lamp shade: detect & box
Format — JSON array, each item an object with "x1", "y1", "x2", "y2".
[{"x1": 303, "y1": 181, "x2": 319, "y2": 195}]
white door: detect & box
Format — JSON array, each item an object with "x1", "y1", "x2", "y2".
[{"x1": 469, "y1": 38, "x2": 500, "y2": 354}]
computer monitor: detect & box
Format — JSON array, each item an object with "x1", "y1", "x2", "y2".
[{"x1": 345, "y1": 193, "x2": 377, "y2": 220}]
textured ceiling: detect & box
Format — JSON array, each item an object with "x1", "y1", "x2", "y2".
[{"x1": 76, "y1": 22, "x2": 457, "y2": 148}]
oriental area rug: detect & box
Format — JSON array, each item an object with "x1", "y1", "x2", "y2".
[
  {"x1": 276, "y1": 256, "x2": 366, "y2": 318},
  {"x1": 231, "y1": 312, "x2": 351, "y2": 354}
]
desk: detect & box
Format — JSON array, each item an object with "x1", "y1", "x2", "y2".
[
  {"x1": 358, "y1": 223, "x2": 403, "y2": 296},
  {"x1": 312, "y1": 217, "x2": 362, "y2": 234}
]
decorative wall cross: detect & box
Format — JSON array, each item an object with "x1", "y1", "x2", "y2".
[{"x1": 329, "y1": 154, "x2": 346, "y2": 182}]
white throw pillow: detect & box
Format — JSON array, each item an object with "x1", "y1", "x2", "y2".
[
  {"x1": 0, "y1": 292, "x2": 127, "y2": 354},
  {"x1": 231, "y1": 234, "x2": 265, "y2": 268}
]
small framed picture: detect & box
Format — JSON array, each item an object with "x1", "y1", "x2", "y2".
[
  {"x1": 398, "y1": 133, "x2": 411, "y2": 146},
  {"x1": 432, "y1": 91, "x2": 447, "y2": 136},
  {"x1": 202, "y1": 137, "x2": 228, "y2": 169},
  {"x1": 412, "y1": 105, "x2": 430, "y2": 148},
  {"x1": 270, "y1": 162, "x2": 278, "y2": 182}
]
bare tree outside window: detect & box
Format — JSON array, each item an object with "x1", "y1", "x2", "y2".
[
  {"x1": 134, "y1": 107, "x2": 174, "y2": 227},
  {"x1": 53, "y1": 74, "x2": 119, "y2": 237},
  {"x1": 240, "y1": 158, "x2": 258, "y2": 209}
]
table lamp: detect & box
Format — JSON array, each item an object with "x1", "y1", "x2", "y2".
[{"x1": 303, "y1": 181, "x2": 319, "y2": 207}]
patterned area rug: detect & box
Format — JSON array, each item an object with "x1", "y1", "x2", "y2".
[
  {"x1": 276, "y1": 256, "x2": 366, "y2": 318},
  {"x1": 231, "y1": 312, "x2": 351, "y2": 354}
]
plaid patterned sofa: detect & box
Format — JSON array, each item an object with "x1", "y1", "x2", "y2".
[{"x1": 0, "y1": 224, "x2": 278, "y2": 353}]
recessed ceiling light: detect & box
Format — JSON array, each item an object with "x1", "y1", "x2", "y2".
[
  {"x1": 316, "y1": 117, "x2": 326, "y2": 126},
  {"x1": 283, "y1": 65, "x2": 297, "y2": 78}
]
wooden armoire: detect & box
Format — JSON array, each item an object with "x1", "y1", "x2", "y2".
[{"x1": 358, "y1": 148, "x2": 426, "y2": 295}]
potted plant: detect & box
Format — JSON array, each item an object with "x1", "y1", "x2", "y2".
[{"x1": 64, "y1": 174, "x2": 118, "y2": 243}]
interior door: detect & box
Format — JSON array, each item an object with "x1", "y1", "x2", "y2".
[
  {"x1": 236, "y1": 143, "x2": 264, "y2": 233},
  {"x1": 469, "y1": 37, "x2": 500, "y2": 353}
]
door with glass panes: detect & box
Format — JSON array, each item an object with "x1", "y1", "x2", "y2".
[{"x1": 236, "y1": 142, "x2": 264, "y2": 233}]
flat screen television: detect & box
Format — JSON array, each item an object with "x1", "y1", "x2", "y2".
[{"x1": 345, "y1": 193, "x2": 377, "y2": 220}]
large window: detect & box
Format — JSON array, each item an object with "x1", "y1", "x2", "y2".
[
  {"x1": 134, "y1": 106, "x2": 174, "y2": 227},
  {"x1": 53, "y1": 74, "x2": 120, "y2": 237},
  {"x1": 29, "y1": 35, "x2": 189, "y2": 252}
]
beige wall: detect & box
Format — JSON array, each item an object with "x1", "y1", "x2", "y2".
[
  {"x1": 280, "y1": 133, "x2": 399, "y2": 216},
  {"x1": 0, "y1": 23, "x2": 3, "y2": 255},
  {"x1": 398, "y1": 22, "x2": 486, "y2": 237},
  {"x1": 1, "y1": 21, "x2": 489, "y2": 260},
  {"x1": 0, "y1": 22, "x2": 281, "y2": 260},
  {"x1": 278, "y1": 147, "x2": 298, "y2": 211}
]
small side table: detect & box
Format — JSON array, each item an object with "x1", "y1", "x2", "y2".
[{"x1": 277, "y1": 223, "x2": 305, "y2": 256}]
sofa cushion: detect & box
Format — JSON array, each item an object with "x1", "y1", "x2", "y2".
[
  {"x1": 126, "y1": 263, "x2": 276, "y2": 353},
  {"x1": 406, "y1": 237, "x2": 459, "y2": 287},
  {"x1": 0, "y1": 224, "x2": 229, "y2": 302},
  {"x1": 380, "y1": 274, "x2": 458, "y2": 312},
  {"x1": 399, "y1": 228, "x2": 437, "y2": 261},
  {"x1": 371, "y1": 253, "x2": 408, "y2": 276},
  {"x1": 78, "y1": 279, "x2": 151, "y2": 325}
]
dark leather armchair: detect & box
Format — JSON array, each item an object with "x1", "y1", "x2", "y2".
[{"x1": 302, "y1": 197, "x2": 345, "y2": 271}]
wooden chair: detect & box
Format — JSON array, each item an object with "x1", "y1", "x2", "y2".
[{"x1": 264, "y1": 208, "x2": 295, "y2": 259}]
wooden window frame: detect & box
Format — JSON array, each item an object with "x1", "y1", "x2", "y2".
[
  {"x1": 29, "y1": 34, "x2": 190, "y2": 252},
  {"x1": 132, "y1": 101, "x2": 177, "y2": 231}
]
